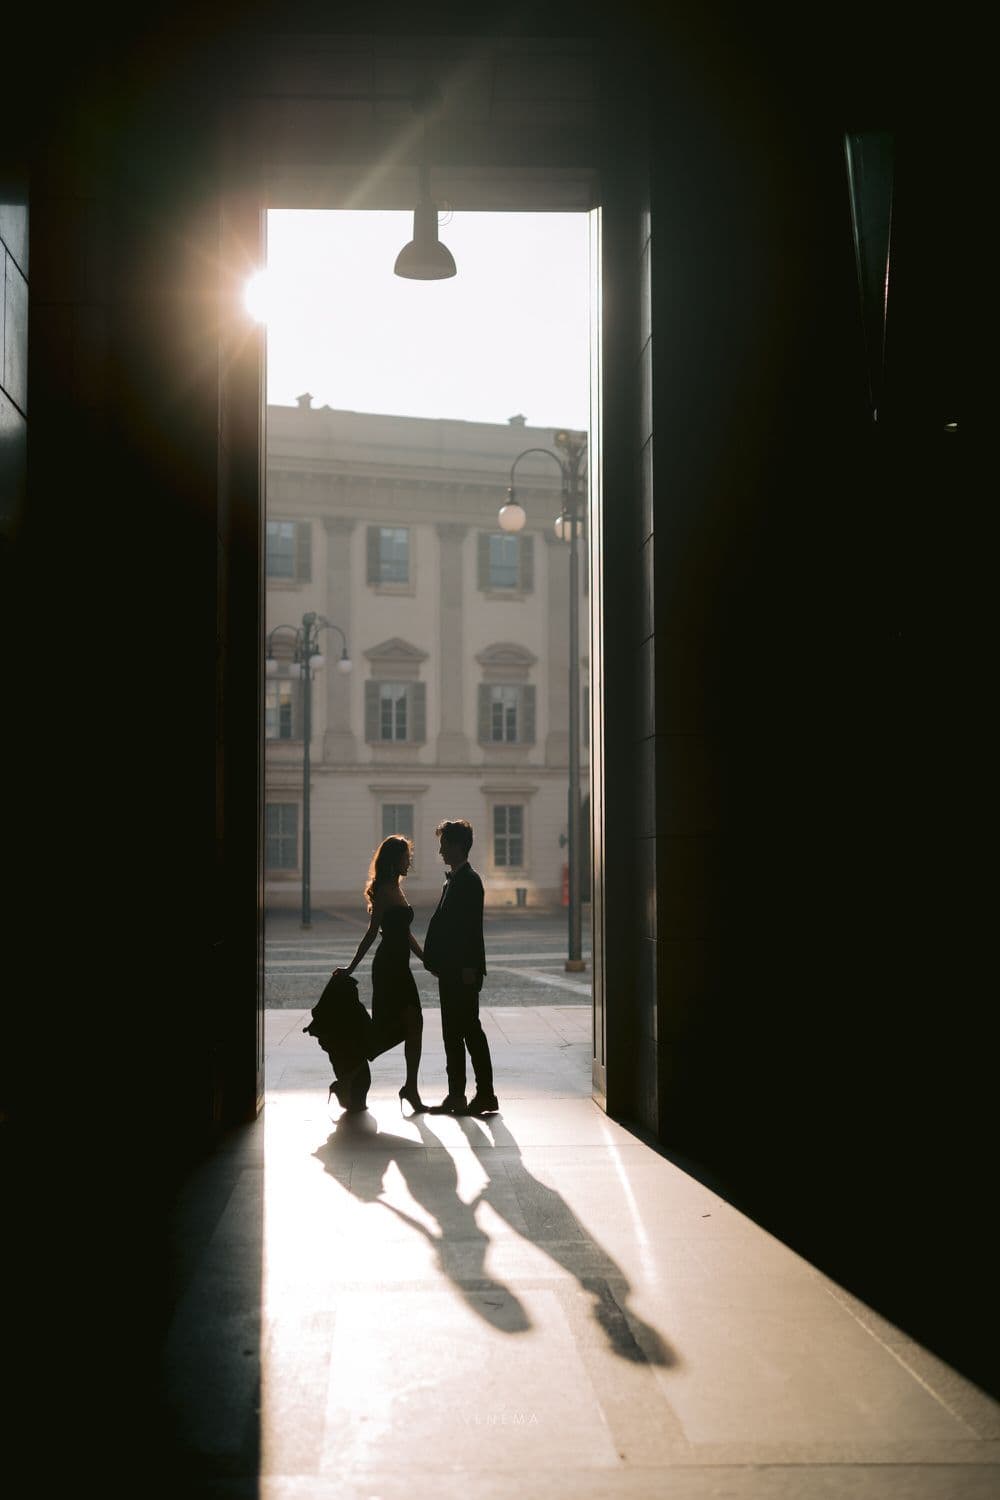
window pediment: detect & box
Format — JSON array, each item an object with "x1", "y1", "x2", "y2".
[
  {"x1": 365, "y1": 637, "x2": 429, "y2": 681},
  {"x1": 476, "y1": 642, "x2": 537, "y2": 683}
]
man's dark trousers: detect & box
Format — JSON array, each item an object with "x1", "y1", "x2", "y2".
[
  {"x1": 423, "y1": 859, "x2": 491, "y2": 1099},
  {"x1": 439, "y1": 973, "x2": 493, "y2": 1098}
]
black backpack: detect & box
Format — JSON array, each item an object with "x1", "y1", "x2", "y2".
[{"x1": 303, "y1": 972, "x2": 374, "y2": 1076}]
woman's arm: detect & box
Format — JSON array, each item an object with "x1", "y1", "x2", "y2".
[
  {"x1": 334, "y1": 901, "x2": 380, "y2": 977},
  {"x1": 408, "y1": 930, "x2": 424, "y2": 962}
]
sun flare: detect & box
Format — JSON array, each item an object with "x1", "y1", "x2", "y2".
[{"x1": 244, "y1": 269, "x2": 273, "y2": 325}]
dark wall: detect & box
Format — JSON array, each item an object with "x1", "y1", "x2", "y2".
[
  {"x1": 3, "y1": 26, "x2": 265, "y2": 1485},
  {"x1": 631, "y1": 13, "x2": 993, "y2": 1393}
]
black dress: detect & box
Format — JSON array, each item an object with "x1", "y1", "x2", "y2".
[{"x1": 370, "y1": 903, "x2": 421, "y2": 1057}]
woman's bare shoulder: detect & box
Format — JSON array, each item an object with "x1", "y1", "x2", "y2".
[{"x1": 372, "y1": 881, "x2": 405, "y2": 912}]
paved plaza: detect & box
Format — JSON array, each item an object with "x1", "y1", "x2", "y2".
[{"x1": 265, "y1": 905, "x2": 593, "y2": 1008}]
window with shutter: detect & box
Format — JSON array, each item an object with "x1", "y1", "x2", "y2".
[
  {"x1": 481, "y1": 684, "x2": 535, "y2": 744},
  {"x1": 489, "y1": 685, "x2": 519, "y2": 742},
  {"x1": 488, "y1": 534, "x2": 520, "y2": 589},
  {"x1": 367, "y1": 526, "x2": 410, "y2": 585},
  {"x1": 266, "y1": 521, "x2": 311, "y2": 581},
  {"x1": 378, "y1": 683, "x2": 408, "y2": 741},
  {"x1": 382, "y1": 803, "x2": 414, "y2": 838},
  {"x1": 367, "y1": 679, "x2": 425, "y2": 743},
  {"x1": 480, "y1": 534, "x2": 532, "y2": 593},
  {"x1": 266, "y1": 803, "x2": 298, "y2": 869},
  {"x1": 266, "y1": 520, "x2": 296, "y2": 578},
  {"x1": 493, "y1": 804, "x2": 524, "y2": 867},
  {"x1": 379, "y1": 527, "x2": 409, "y2": 583}
]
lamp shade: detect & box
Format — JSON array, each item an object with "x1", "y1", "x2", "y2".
[
  {"x1": 498, "y1": 499, "x2": 527, "y2": 533},
  {"x1": 554, "y1": 512, "x2": 584, "y2": 541},
  {"x1": 309, "y1": 654, "x2": 325, "y2": 671},
  {"x1": 337, "y1": 653, "x2": 353, "y2": 674},
  {"x1": 265, "y1": 657, "x2": 279, "y2": 676},
  {"x1": 394, "y1": 198, "x2": 457, "y2": 280}
]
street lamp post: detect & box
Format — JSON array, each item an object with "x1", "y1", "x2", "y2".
[
  {"x1": 266, "y1": 612, "x2": 352, "y2": 929},
  {"x1": 499, "y1": 430, "x2": 588, "y2": 972}
]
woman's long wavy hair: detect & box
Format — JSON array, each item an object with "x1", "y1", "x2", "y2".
[{"x1": 364, "y1": 834, "x2": 413, "y2": 911}]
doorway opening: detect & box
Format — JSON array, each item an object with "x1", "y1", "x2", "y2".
[{"x1": 252, "y1": 206, "x2": 598, "y2": 1109}]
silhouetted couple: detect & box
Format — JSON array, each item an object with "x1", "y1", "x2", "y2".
[{"x1": 329, "y1": 818, "x2": 498, "y2": 1118}]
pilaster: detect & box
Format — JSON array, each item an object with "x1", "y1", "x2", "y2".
[
  {"x1": 436, "y1": 521, "x2": 470, "y2": 763},
  {"x1": 322, "y1": 515, "x2": 357, "y2": 762}
]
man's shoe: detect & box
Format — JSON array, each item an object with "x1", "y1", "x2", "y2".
[
  {"x1": 466, "y1": 1091, "x2": 499, "y2": 1116},
  {"x1": 428, "y1": 1094, "x2": 468, "y2": 1115}
]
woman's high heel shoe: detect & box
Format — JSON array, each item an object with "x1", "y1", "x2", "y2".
[
  {"x1": 399, "y1": 1083, "x2": 426, "y2": 1115},
  {"x1": 328, "y1": 1079, "x2": 348, "y2": 1109}
]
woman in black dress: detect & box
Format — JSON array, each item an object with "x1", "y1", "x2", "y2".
[{"x1": 330, "y1": 834, "x2": 426, "y2": 1114}]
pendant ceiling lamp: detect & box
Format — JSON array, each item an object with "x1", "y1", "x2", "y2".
[{"x1": 394, "y1": 159, "x2": 457, "y2": 280}]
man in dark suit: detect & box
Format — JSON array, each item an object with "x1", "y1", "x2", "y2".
[{"x1": 422, "y1": 818, "x2": 498, "y2": 1116}]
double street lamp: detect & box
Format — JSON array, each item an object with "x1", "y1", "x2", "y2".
[
  {"x1": 266, "y1": 612, "x2": 352, "y2": 929},
  {"x1": 498, "y1": 429, "x2": 588, "y2": 973}
]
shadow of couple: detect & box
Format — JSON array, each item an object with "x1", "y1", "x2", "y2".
[{"x1": 313, "y1": 1109, "x2": 677, "y2": 1368}]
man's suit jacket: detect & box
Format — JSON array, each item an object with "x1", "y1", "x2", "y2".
[{"x1": 423, "y1": 862, "x2": 487, "y2": 981}]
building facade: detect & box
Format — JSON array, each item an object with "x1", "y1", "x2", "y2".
[{"x1": 265, "y1": 399, "x2": 590, "y2": 909}]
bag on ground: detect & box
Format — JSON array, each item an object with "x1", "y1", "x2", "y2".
[{"x1": 303, "y1": 972, "x2": 374, "y2": 1077}]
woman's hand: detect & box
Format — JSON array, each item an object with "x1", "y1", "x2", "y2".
[{"x1": 331, "y1": 966, "x2": 348, "y2": 979}]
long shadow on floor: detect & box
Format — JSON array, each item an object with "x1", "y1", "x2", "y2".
[{"x1": 314, "y1": 1110, "x2": 677, "y2": 1368}]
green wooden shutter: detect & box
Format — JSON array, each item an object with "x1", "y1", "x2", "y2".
[
  {"x1": 366, "y1": 526, "x2": 380, "y2": 584},
  {"x1": 519, "y1": 533, "x2": 534, "y2": 592},
  {"x1": 295, "y1": 521, "x2": 312, "y2": 581},
  {"x1": 522, "y1": 684, "x2": 536, "y2": 744},
  {"x1": 364, "y1": 681, "x2": 380, "y2": 742},
  {"x1": 478, "y1": 683, "x2": 492, "y2": 743},
  {"x1": 411, "y1": 682, "x2": 426, "y2": 743},
  {"x1": 477, "y1": 532, "x2": 491, "y2": 590}
]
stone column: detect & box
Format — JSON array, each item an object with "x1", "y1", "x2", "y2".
[
  {"x1": 436, "y1": 521, "x2": 470, "y2": 763},
  {"x1": 322, "y1": 515, "x2": 357, "y2": 762},
  {"x1": 545, "y1": 530, "x2": 570, "y2": 765}
]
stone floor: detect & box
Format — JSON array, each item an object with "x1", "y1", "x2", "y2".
[{"x1": 160, "y1": 1007, "x2": 1000, "y2": 1497}]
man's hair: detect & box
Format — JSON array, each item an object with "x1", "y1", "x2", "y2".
[{"x1": 435, "y1": 818, "x2": 473, "y2": 856}]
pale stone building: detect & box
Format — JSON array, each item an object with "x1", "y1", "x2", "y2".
[{"x1": 265, "y1": 398, "x2": 590, "y2": 909}]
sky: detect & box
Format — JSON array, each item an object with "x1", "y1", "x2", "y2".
[{"x1": 248, "y1": 210, "x2": 591, "y2": 429}]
